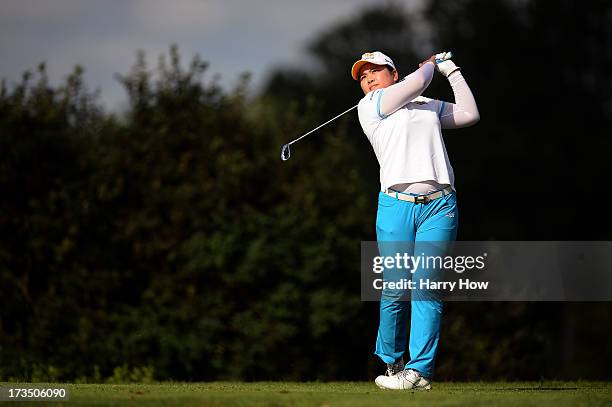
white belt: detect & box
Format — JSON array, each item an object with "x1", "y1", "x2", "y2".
[{"x1": 382, "y1": 186, "x2": 455, "y2": 204}]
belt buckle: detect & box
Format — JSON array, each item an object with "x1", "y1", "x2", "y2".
[{"x1": 414, "y1": 195, "x2": 428, "y2": 204}]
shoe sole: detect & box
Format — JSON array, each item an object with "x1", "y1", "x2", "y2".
[{"x1": 375, "y1": 377, "x2": 432, "y2": 391}]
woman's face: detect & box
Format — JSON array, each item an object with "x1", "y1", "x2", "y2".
[{"x1": 358, "y1": 62, "x2": 398, "y2": 94}]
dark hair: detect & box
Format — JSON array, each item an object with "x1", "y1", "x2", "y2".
[{"x1": 385, "y1": 65, "x2": 398, "y2": 82}]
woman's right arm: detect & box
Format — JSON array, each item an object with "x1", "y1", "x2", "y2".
[{"x1": 378, "y1": 62, "x2": 435, "y2": 117}]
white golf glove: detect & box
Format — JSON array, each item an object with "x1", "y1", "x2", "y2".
[{"x1": 435, "y1": 52, "x2": 460, "y2": 77}]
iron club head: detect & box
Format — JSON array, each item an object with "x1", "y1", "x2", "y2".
[{"x1": 280, "y1": 144, "x2": 291, "y2": 161}]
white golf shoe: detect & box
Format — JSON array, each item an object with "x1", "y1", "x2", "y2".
[{"x1": 375, "y1": 368, "x2": 432, "y2": 390}]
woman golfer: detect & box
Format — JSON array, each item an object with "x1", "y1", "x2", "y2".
[{"x1": 351, "y1": 51, "x2": 479, "y2": 390}]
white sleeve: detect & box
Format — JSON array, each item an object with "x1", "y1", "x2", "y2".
[
  {"x1": 378, "y1": 62, "x2": 435, "y2": 117},
  {"x1": 439, "y1": 71, "x2": 480, "y2": 129}
]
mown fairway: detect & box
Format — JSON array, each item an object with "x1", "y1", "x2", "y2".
[{"x1": 3, "y1": 381, "x2": 611, "y2": 406}]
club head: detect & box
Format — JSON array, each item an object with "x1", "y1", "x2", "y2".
[{"x1": 280, "y1": 144, "x2": 291, "y2": 161}]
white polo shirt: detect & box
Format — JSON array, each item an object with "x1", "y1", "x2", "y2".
[{"x1": 357, "y1": 89, "x2": 454, "y2": 190}]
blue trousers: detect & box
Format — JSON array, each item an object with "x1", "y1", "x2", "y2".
[{"x1": 375, "y1": 189, "x2": 458, "y2": 378}]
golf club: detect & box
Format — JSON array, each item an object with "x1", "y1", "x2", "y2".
[{"x1": 280, "y1": 52, "x2": 452, "y2": 161}]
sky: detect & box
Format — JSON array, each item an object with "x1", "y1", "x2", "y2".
[{"x1": 0, "y1": 0, "x2": 422, "y2": 112}]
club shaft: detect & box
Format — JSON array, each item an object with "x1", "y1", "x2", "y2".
[{"x1": 287, "y1": 104, "x2": 358, "y2": 146}]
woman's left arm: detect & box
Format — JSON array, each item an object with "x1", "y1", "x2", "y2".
[{"x1": 439, "y1": 71, "x2": 480, "y2": 129}]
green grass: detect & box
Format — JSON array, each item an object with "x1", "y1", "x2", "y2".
[{"x1": 2, "y1": 381, "x2": 611, "y2": 406}]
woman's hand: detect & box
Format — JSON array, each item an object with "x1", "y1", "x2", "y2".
[{"x1": 418, "y1": 55, "x2": 437, "y2": 68}]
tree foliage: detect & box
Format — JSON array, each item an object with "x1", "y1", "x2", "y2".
[{"x1": 0, "y1": 43, "x2": 375, "y2": 381}]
